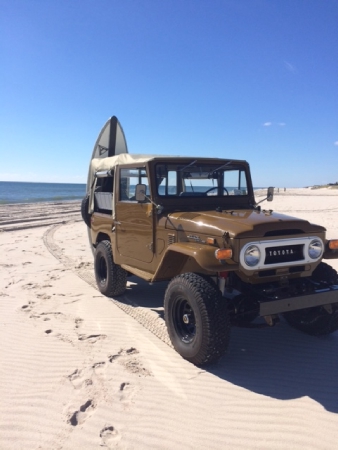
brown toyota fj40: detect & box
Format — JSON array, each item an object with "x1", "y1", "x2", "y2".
[{"x1": 82, "y1": 118, "x2": 338, "y2": 365}]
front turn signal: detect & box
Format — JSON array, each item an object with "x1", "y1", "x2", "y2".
[
  {"x1": 329, "y1": 240, "x2": 338, "y2": 250},
  {"x1": 215, "y1": 248, "x2": 233, "y2": 260}
]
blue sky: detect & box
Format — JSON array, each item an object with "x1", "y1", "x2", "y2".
[{"x1": 1, "y1": 0, "x2": 337, "y2": 187}]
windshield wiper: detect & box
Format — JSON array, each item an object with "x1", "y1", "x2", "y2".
[
  {"x1": 208, "y1": 161, "x2": 233, "y2": 177},
  {"x1": 178, "y1": 160, "x2": 197, "y2": 172}
]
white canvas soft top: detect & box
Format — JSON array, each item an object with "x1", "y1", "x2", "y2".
[{"x1": 90, "y1": 153, "x2": 158, "y2": 173}]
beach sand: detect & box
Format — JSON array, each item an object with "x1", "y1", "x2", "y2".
[{"x1": 1, "y1": 188, "x2": 338, "y2": 449}]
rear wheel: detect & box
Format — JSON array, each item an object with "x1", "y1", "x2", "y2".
[
  {"x1": 94, "y1": 240, "x2": 127, "y2": 297},
  {"x1": 164, "y1": 273, "x2": 230, "y2": 365},
  {"x1": 283, "y1": 263, "x2": 338, "y2": 336},
  {"x1": 81, "y1": 194, "x2": 91, "y2": 228}
]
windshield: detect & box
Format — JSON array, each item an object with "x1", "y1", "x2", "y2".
[{"x1": 156, "y1": 162, "x2": 248, "y2": 197}]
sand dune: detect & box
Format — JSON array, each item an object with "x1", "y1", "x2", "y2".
[{"x1": 0, "y1": 189, "x2": 337, "y2": 449}]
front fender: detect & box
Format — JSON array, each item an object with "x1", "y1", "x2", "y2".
[{"x1": 152, "y1": 242, "x2": 237, "y2": 281}]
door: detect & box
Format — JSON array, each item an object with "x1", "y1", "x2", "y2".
[{"x1": 115, "y1": 167, "x2": 154, "y2": 266}]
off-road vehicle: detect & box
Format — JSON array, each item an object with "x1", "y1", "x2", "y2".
[{"x1": 82, "y1": 116, "x2": 338, "y2": 365}]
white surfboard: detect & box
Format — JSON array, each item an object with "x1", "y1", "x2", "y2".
[
  {"x1": 83, "y1": 116, "x2": 128, "y2": 252},
  {"x1": 86, "y1": 116, "x2": 128, "y2": 188}
]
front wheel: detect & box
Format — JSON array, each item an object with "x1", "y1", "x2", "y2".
[
  {"x1": 283, "y1": 263, "x2": 338, "y2": 336},
  {"x1": 164, "y1": 273, "x2": 230, "y2": 365},
  {"x1": 94, "y1": 240, "x2": 127, "y2": 297}
]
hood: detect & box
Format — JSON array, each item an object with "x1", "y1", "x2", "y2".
[{"x1": 166, "y1": 209, "x2": 326, "y2": 238}]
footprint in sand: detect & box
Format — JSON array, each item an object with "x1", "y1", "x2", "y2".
[
  {"x1": 37, "y1": 293, "x2": 51, "y2": 300},
  {"x1": 76, "y1": 262, "x2": 91, "y2": 269},
  {"x1": 68, "y1": 361, "x2": 106, "y2": 390},
  {"x1": 21, "y1": 301, "x2": 36, "y2": 312},
  {"x1": 40, "y1": 311, "x2": 64, "y2": 317},
  {"x1": 68, "y1": 369, "x2": 92, "y2": 390},
  {"x1": 92, "y1": 361, "x2": 106, "y2": 376},
  {"x1": 49, "y1": 275, "x2": 60, "y2": 281},
  {"x1": 119, "y1": 382, "x2": 137, "y2": 408},
  {"x1": 75, "y1": 317, "x2": 83, "y2": 329},
  {"x1": 23, "y1": 282, "x2": 40, "y2": 290},
  {"x1": 108, "y1": 347, "x2": 139, "y2": 362},
  {"x1": 68, "y1": 399, "x2": 96, "y2": 426},
  {"x1": 21, "y1": 301, "x2": 35, "y2": 312},
  {"x1": 123, "y1": 358, "x2": 152, "y2": 377},
  {"x1": 78, "y1": 334, "x2": 107, "y2": 344},
  {"x1": 100, "y1": 425, "x2": 121, "y2": 447},
  {"x1": 6, "y1": 279, "x2": 23, "y2": 288},
  {"x1": 108, "y1": 348, "x2": 152, "y2": 377}
]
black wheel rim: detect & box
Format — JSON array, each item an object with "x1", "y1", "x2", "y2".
[
  {"x1": 172, "y1": 297, "x2": 196, "y2": 344},
  {"x1": 98, "y1": 255, "x2": 107, "y2": 285}
]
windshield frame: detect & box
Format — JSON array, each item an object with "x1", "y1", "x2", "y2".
[{"x1": 155, "y1": 161, "x2": 250, "y2": 198}]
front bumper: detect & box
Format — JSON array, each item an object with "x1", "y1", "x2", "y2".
[{"x1": 259, "y1": 285, "x2": 338, "y2": 316}]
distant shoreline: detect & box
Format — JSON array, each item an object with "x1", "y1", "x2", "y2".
[
  {"x1": 0, "y1": 180, "x2": 86, "y2": 185},
  {"x1": 0, "y1": 200, "x2": 81, "y2": 232},
  {"x1": 0, "y1": 199, "x2": 81, "y2": 206}
]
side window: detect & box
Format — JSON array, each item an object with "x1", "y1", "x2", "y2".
[
  {"x1": 140, "y1": 169, "x2": 150, "y2": 197},
  {"x1": 119, "y1": 168, "x2": 150, "y2": 201},
  {"x1": 156, "y1": 164, "x2": 177, "y2": 195},
  {"x1": 223, "y1": 170, "x2": 248, "y2": 195},
  {"x1": 95, "y1": 175, "x2": 114, "y2": 193}
]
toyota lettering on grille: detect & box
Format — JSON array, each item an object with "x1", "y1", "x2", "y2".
[
  {"x1": 265, "y1": 244, "x2": 304, "y2": 264},
  {"x1": 269, "y1": 248, "x2": 293, "y2": 256}
]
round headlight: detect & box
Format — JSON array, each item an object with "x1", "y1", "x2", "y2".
[
  {"x1": 308, "y1": 238, "x2": 323, "y2": 259},
  {"x1": 244, "y1": 245, "x2": 261, "y2": 267}
]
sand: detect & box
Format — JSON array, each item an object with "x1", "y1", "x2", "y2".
[{"x1": 0, "y1": 188, "x2": 337, "y2": 449}]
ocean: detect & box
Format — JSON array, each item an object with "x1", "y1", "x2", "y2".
[
  {"x1": 0, "y1": 181, "x2": 265, "y2": 205},
  {"x1": 0, "y1": 181, "x2": 86, "y2": 204}
]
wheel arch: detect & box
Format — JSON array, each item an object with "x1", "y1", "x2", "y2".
[
  {"x1": 152, "y1": 242, "x2": 224, "y2": 281},
  {"x1": 95, "y1": 232, "x2": 111, "y2": 247}
]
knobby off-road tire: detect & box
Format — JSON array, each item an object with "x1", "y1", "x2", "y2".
[
  {"x1": 94, "y1": 240, "x2": 127, "y2": 297},
  {"x1": 283, "y1": 262, "x2": 338, "y2": 336},
  {"x1": 164, "y1": 273, "x2": 230, "y2": 366},
  {"x1": 81, "y1": 194, "x2": 92, "y2": 228}
]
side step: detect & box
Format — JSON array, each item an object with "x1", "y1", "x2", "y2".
[{"x1": 121, "y1": 264, "x2": 154, "y2": 282}]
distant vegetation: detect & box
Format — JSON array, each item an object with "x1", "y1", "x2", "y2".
[{"x1": 311, "y1": 182, "x2": 338, "y2": 190}]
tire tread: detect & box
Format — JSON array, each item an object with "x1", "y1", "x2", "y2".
[
  {"x1": 94, "y1": 240, "x2": 127, "y2": 297},
  {"x1": 164, "y1": 273, "x2": 230, "y2": 365}
]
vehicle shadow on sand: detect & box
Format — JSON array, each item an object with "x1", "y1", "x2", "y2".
[
  {"x1": 211, "y1": 323, "x2": 338, "y2": 413},
  {"x1": 123, "y1": 276, "x2": 167, "y2": 319},
  {"x1": 121, "y1": 277, "x2": 338, "y2": 414}
]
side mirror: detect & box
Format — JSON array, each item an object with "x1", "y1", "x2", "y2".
[
  {"x1": 267, "y1": 186, "x2": 274, "y2": 202},
  {"x1": 135, "y1": 184, "x2": 146, "y2": 202}
]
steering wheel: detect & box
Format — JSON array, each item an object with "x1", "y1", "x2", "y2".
[{"x1": 205, "y1": 186, "x2": 229, "y2": 195}]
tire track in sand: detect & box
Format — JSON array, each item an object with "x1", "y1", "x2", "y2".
[{"x1": 43, "y1": 223, "x2": 172, "y2": 347}]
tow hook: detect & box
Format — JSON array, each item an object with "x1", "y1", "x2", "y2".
[{"x1": 264, "y1": 315, "x2": 280, "y2": 327}]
